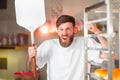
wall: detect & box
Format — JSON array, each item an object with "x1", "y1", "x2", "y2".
[
  {"x1": 0, "y1": 0, "x2": 29, "y2": 34},
  {"x1": 0, "y1": 1, "x2": 31, "y2": 79},
  {"x1": 0, "y1": 48, "x2": 28, "y2": 79},
  {"x1": 0, "y1": 0, "x2": 48, "y2": 79}
]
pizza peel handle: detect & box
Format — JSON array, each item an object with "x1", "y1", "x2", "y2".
[{"x1": 15, "y1": 0, "x2": 46, "y2": 79}]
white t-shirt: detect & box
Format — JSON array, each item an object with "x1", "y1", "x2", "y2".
[{"x1": 36, "y1": 37, "x2": 104, "y2": 80}]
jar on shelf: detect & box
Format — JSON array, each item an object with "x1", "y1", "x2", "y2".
[{"x1": 2, "y1": 36, "x2": 8, "y2": 46}]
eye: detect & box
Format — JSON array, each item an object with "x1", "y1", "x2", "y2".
[
  {"x1": 58, "y1": 28, "x2": 63, "y2": 31},
  {"x1": 66, "y1": 27, "x2": 72, "y2": 31},
  {"x1": 67, "y1": 27, "x2": 70, "y2": 30}
]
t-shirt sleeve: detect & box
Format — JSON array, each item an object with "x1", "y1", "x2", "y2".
[
  {"x1": 88, "y1": 38, "x2": 104, "y2": 63},
  {"x1": 36, "y1": 40, "x2": 49, "y2": 68}
]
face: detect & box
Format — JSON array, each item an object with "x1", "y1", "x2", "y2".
[{"x1": 57, "y1": 22, "x2": 75, "y2": 47}]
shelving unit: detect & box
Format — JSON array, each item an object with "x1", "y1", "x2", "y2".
[
  {"x1": 0, "y1": 33, "x2": 29, "y2": 49},
  {"x1": 84, "y1": 0, "x2": 114, "y2": 80},
  {"x1": 119, "y1": 12, "x2": 120, "y2": 68}
]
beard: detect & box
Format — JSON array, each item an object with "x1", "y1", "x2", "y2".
[{"x1": 59, "y1": 34, "x2": 74, "y2": 47}]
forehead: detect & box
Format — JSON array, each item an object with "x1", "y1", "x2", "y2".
[{"x1": 58, "y1": 22, "x2": 73, "y2": 29}]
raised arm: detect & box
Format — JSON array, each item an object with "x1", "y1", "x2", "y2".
[
  {"x1": 88, "y1": 24, "x2": 107, "y2": 48},
  {"x1": 88, "y1": 24, "x2": 116, "y2": 59},
  {"x1": 27, "y1": 45, "x2": 37, "y2": 71}
]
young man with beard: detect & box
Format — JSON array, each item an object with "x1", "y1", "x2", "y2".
[{"x1": 28, "y1": 15, "x2": 115, "y2": 80}]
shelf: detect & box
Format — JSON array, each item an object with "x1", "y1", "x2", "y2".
[
  {"x1": 84, "y1": 1, "x2": 114, "y2": 80},
  {"x1": 0, "y1": 46, "x2": 15, "y2": 49},
  {"x1": 15, "y1": 46, "x2": 28, "y2": 49},
  {"x1": 0, "y1": 46, "x2": 28, "y2": 49},
  {"x1": 87, "y1": 73, "x2": 105, "y2": 80},
  {"x1": 88, "y1": 61, "x2": 102, "y2": 67},
  {"x1": 88, "y1": 47, "x2": 108, "y2": 51}
]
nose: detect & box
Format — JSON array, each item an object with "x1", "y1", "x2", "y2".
[{"x1": 62, "y1": 29, "x2": 67, "y2": 35}]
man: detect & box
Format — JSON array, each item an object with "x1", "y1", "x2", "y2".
[{"x1": 28, "y1": 15, "x2": 115, "y2": 80}]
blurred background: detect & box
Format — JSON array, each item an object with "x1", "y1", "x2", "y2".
[{"x1": 0, "y1": 0, "x2": 120, "y2": 80}]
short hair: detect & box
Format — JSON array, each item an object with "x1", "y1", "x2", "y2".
[{"x1": 56, "y1": 15, "x2": 75, "y2": 28}]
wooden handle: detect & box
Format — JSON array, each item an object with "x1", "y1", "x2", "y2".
[
  {"x1": 32, "y1": 56, "x2": 37, "y2": 80},
  {"x1": 31, "y1": 43, "x2": 37, "y2": 80}
]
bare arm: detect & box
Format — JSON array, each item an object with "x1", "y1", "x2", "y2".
[{"x1": 88, "y1": 24, "x2": 116, "y2": 59}]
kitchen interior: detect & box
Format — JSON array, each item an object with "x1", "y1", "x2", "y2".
[{"x1": 0, "y1": 0, "x2": 120, "y2": 80}]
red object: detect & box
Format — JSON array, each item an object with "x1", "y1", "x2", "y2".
[
  {"x1": 14, "y1": 72, "x2": 33, "y2": 76},
  {"x1": 14, "y1": 71, "x2": 40, "y2": 76}
]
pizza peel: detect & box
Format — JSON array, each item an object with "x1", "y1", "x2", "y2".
[{"x1": 15, "y1": 0, "x2": 46, "y2": 79}]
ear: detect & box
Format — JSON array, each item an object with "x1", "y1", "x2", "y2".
[{"x1": 73, "y1": 27, "x2": 77, "y2": 33}]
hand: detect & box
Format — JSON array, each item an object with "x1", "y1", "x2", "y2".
[
  {"x1": 112, "y1": 53, "x2": 116, "y2": 60},
  {"x1": 88, "y1": 24, "x2": 101, "y2": 34},
  {"x1": 100, "y1": 52, "x2": 116, "y2": 60},
  {"x1": 27, "y1": 45, "x2": 37, "y2": 71},
  {"x1": 28, "y1": 45, "x2": 37, "y2": 59}
]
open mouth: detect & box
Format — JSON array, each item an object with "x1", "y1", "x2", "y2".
[
  {"x1": 62, "y1": 36, "x2": 69, "y2": 41},
  {"x1": 63, "y1": 36, "x2": 67, "y2": 40}
]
